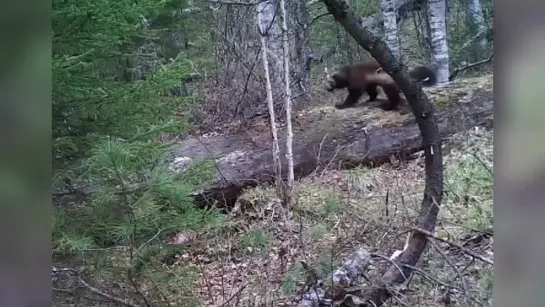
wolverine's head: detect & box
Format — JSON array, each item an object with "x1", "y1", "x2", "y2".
[{"x1": 325, "y1": 72, "x2": 349, "y2": 92}]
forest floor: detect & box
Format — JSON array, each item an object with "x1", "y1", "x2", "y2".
[
  {"x1": 180, "y1": 127, "x2": 493, "y2": 307},
  {"x1": 53, "y1": 76, "x2": 494, "y2": 307}
]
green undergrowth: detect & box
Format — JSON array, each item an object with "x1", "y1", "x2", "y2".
[{"x1": 52, "y1": 139, "x2": 224, "y2": 305}]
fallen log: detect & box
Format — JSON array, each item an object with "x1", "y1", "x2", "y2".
[{"x1": 170, "y1": 76, "x2": 493, "y2": 208}]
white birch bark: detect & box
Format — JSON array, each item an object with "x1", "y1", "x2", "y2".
[
  {"x1": 380, "y1": 0, "x2": 401, "y2": 60},
  {"x1": 279, "y1": 0, "x2": 294, "y2": 197},
  {"x1": 427, "y1": 0, "x2": 450, "y2": 84},
  {"x1": 257, "y1": 0, "x2": 284, "y2": 103},
  {"x1": 257, "y1": 10, "x2": 283, "y2": 195}
]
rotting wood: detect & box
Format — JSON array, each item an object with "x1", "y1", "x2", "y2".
[{"x1": 170, "y1": 80, "x2": 493, "y2": 209}]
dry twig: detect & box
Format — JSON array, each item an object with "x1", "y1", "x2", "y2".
[
  {"x1": 411, "y1": 227, "x2": 493, "y2": 265},
  {"x1": 52, "y1": 267, "x2": 141, "y2": 307}
]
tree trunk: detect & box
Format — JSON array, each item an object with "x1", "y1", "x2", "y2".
[
  {"x1": 257, "y1": 8, "x2": 283, "y2": 196},
  {"x1": 427, "y1": 0, "x2": 450, "y2": 83},
  {"x1": 380, "y1": 0, "x2": 401, "y2": 60},
  {"x1": 280, "y1": 0, "x2": 294, "y2": 200},
  {"x1": 173, "y1": 81, "x2": 493, "y2": 208},
  {"x1": 290, "y1": 0, "x2": 311, "y2": 104},
  {"x1": 466, "y1": 0, "x2": 488, "y2": 59},
  {"x1": 256, "y1": 0, "x2": 284, "y2": 109}
]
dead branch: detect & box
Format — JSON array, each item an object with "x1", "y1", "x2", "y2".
[
  {"x1": 428, "y1": 239, "x2": 473, "y2": 307},
  {"x1": 402, "y1": 264, "x2": 464, "y2": 292},
  {"x1": 52, "y1": 267, "x2": 141, "y2": 307},
  {"x1": 215, "y1": 28, "x2": 264, "y2": 83},
  {"x1": 411, "y1": 227, "x2": 493, "y2": 265},
  {"x1": 214, "y1": 282, "x2": 248, "y2": 307},
  {"x1": 449, "y1": 53, "x2": 494, "y2": 81},
  {"x1": 127, "y1": 269, "x2": 152, "y2": 307}
]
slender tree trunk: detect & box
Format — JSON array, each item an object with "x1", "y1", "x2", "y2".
[
  {"x1": 422, "y1": 4, "x2": 433, "y2": 52},
  {"x1": 466, "y1": 0, "x2": 488, "y2": 58},
  {"x1": 257, "y1": 10, "x2": 283, "y2": 196},
  {"x1": 290, "y1": 0, "x2": 311, "y2": 103},
  {"x1": 427, "y1": 0, "x2": 450, "y2": 83},
  {"x1": 280, "y1": 0, "x2": 294, "y2": 204},
  {"x1": 380, "y1": 0, "x2": 401, "y2": 60},
  {"x1": 257, "y1": 0, "x2": 284, "y2": 108}
]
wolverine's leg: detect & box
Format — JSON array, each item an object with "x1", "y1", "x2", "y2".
[
  {"x1": 380, "y1": 85, "x2": 402, "y2": 111},
  {"x1": 365, "y1": 84, "x2": 379, "y2": 102},
  {"x1": 335, "y1": 89, "x2": 362, "y2": 109}
]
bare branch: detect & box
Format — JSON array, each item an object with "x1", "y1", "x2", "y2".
[
  {"x1": 52, "y1": 267, "x2": 141, "y2": 307},
  {"x1": 449, "y1": 53, "x2": 494, "y2": 81},
  {"x1": 213, "y1": 282, "x2": 248, "y2": 307},
  {"x1": 411, "y1": 227, "x2": 493, "y2": 265}
]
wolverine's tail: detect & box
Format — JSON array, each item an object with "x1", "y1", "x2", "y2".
[{"x1": 409, "y1": 66, "x2": 437, "y2": 87}]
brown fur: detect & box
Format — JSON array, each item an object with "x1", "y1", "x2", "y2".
[{"x1": 326, "y1": 60, "x2": 437, "y2": 111}]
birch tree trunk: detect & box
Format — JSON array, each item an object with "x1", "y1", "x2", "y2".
[
  {"x1": 257, "y1": 10, "x2": 283, "y2": 196},
  {"x1": 257, "y1": 0, "x2": 284, "y2": 107},
  {"x1": 427, "y1": 0, "x2": 450, "y2": 84},
  {"x1": 466, "y1": 0, "x2": 488, "y2": 57},
  {"x1": 380, "y1": 0, "x2": 401, "y2": 60},
  {"x1": 280, "y1": 0, "x2": 294, "y2": 201}
]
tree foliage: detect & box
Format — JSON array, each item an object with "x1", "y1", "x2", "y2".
[
  {"x1": 52, "y1": 0, "x2": 215, "y2": 162},
  {"x1": 52, "y1": 0, "x2": 222, "y2": 291}
]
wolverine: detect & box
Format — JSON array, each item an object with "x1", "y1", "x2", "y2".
[{"x1": 326, "y1": 60, "x2": 437, "y2": 111}]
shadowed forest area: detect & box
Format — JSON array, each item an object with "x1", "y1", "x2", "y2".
[{"x1": 52, "y1": 0, "x2": 493, "y2": 305}]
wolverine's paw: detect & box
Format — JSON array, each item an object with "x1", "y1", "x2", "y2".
[
  {"x1": 379, "y1": 102, "x2": 396, "y2": 111},
  {"x1": 334, "y1": 103, "x2": 349, "y2": 109}
]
